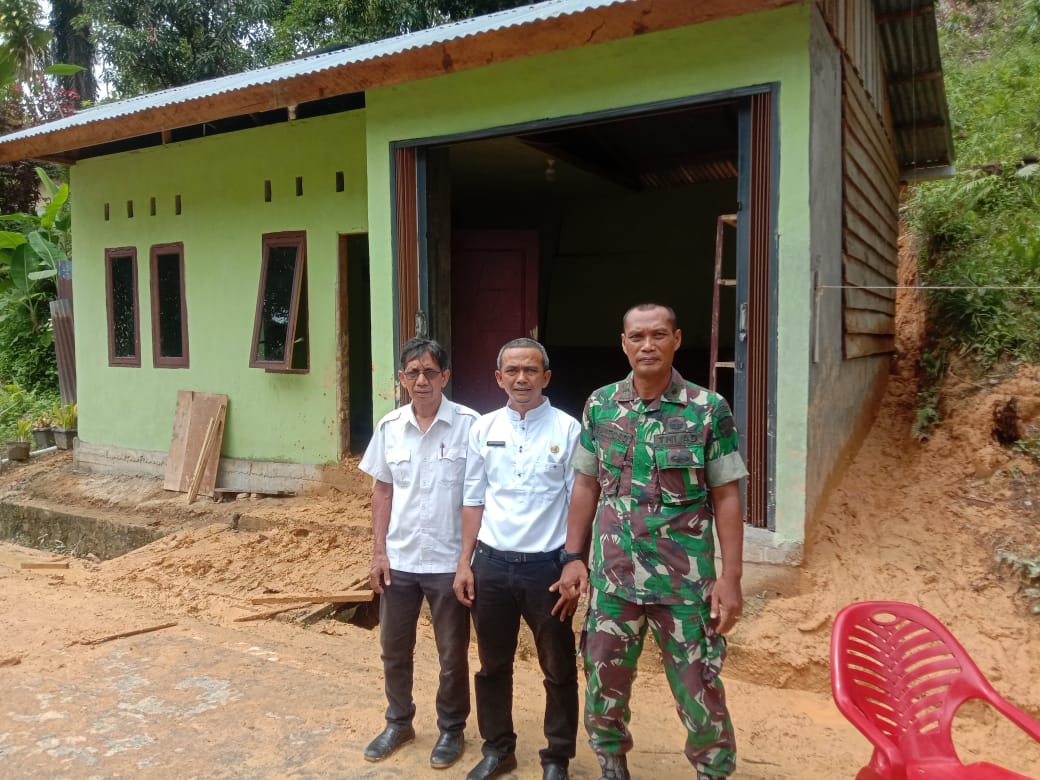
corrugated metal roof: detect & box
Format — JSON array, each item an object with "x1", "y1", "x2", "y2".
[
  {"x1": 873, "y1": 0, "x2": 954, "y2": 173},
  {"x1": 0, "y1": 0, "x2": 634, "y2": 145}
]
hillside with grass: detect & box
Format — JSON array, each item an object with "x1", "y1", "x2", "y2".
[{"x1": 908, "y1": 0, "x2": 1040, "y2": 417}]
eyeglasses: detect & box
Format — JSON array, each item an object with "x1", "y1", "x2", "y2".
[{"x1": 402, "y1": 368, "x2": 443, "y2": 382}]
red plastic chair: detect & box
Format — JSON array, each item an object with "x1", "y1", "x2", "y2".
[{"x1": 830, "y1": 600, "x2": 1040, "y2": 779}]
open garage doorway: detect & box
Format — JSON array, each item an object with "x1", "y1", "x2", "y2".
[{"x1": 394, "y1": 90, "x2": 776, "y2": 527}]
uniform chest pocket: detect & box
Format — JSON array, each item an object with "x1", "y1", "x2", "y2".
[
  {"x1": 654, "y1": 444, "x2": 706, "y2": 506},
  {"x1": 597, "y1": 444, "x2": 628, "y2": 497},
  {"x1": 386, "y1": 448, "x2": 412, "y2": 487},
  {"x1": 438, "y1": 446, "x2": 467, "y2": 486}
]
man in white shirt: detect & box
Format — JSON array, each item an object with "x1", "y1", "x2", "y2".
[
  {"x1": 359, "y1": 337, "x2": 478, "y2": 770},
  {"x1": 454, "y1": 338, "x2": 582, "y2": 780}
]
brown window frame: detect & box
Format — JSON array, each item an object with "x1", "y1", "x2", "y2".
[
  {"x1": 149, "y1": 242, "x2": 190, "y2": 369},
  {"x1": 249, "y1": 231, "x2": 309, "y2": 373},
  {"x1": 105, "y1": 246, "x2": 141, "y2": 367}
]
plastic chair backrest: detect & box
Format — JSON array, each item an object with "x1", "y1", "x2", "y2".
[{"x1": 830, "y1": 600, "x2": 1040, "y2": 778}]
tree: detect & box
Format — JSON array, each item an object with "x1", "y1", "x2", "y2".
[
  {"x1": 270, "y1": 0, "x2": 540, "y2": 60},
  {"x1": 83, "y1": 0, "x2": 288, "y2": 97},
  {"x1": 1, "y1": 0, "x2": 79, "y2": 214},
  {"x1": 0, "y1": 0, "x2": 50, "y2": 83},
  {"x1": 50, "y1": 0, "x2": 96, "y2": 104},
  {"x1": 81, "y1": 0, "x2": 542, "y2": 96}
]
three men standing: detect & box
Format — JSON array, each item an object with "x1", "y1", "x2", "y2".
[
  {"x1": 359, "y1": 304, "x2": 746, "y2": 779},
  {"x1": 358, "y1": 337, "x2": 477, "y2": 770},
  {"x1": 554, "y1": 303, "x2": 746, "y2": 780},
  {"x1": 454, "y1": 338, "x2": 581, "y2": 780}
]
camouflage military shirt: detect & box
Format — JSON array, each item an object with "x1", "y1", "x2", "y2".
[{"x1": 571, "y1": 369, "x2": 747, "y2": 605}]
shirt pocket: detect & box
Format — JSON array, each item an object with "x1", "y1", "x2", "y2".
[
  {"x1": 597, "y1": 444, "x2": 627, "y2": 497},
  {"x1": 386, "y1": 447, "x2": 412, "y2": 487},
  {"x1": 437, "y1": 446, "x2": 467, "y2": 487},
  {"x1": 654, "y1": 444, "x2": 706, "y2": 507}
]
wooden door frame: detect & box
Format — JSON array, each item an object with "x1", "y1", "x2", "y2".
[{"x1": 389, "y1": 84, "x2": 779, "y2": 528}]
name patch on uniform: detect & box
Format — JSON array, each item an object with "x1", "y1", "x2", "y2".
[
  {"x1": 655, "y1": 431, "x2": 700, "y2": 447},
  {"x1": 487, "y1": 440, "x2": 506, "y2": 447},
  {"x1": 595, "y1": 424, "x2": 633, "y2": 447}
]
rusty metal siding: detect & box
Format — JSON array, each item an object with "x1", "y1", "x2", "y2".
[
  {"x1": 50, "y1": 298, "x2": 77, "y2": 404},
  {"x1": 745, "y1": 90, "x2": 772, "y2": 529}
]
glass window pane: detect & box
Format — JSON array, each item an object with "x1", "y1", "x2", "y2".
[
  {"x1": 156, "y1": 252, "x2": 183, "y2": 358},
  {"x1": 111, "y1": 255, "x2": 136, "y2": 357},
  {"x1": 257, "y1": 245, "x2": 299, "y2": 362}
]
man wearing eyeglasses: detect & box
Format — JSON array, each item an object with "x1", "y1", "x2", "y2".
[
  {"x1": 453, "y1": 338, "x2": 581, "y2": 780},
  {"x1": 358, "y1": 337, "x2": 479, "y2": 771}
]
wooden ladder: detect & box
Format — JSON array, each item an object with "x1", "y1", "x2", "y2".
[{"x1": 709, "y1": 213, "x2": 738, "y2": 393}]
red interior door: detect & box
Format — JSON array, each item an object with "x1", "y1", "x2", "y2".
[{"x1": 450, "y1": 230, "x2": 538, "y2": 413}]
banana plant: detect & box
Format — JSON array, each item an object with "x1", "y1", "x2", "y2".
[{"x1": 0, "y1": 166, "x2": 69, "y2": 334}]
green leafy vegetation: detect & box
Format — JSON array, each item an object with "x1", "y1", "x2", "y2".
[
  {"x1": 0, "y1": 166, "x2": 70, "y2": 396},
  {"x1": 907, "y1": 1, "x2": 1040, "y2": 370},
  {"x1": 904, "y1": 1, "x2": 1040, "y2": 441}
]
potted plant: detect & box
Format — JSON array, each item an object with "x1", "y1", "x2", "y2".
[
  {"x1": 52, "y1": 402, "x2": 77, "y2": 450},
  {"x1": 31, "y1": 415, "x2": 55, "y2": 449},
  {"x1": 6, "y1": 418, "x2": 32, "y2": 461}
]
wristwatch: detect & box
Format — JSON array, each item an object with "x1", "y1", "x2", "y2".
[{"x1": 559, "y1": 549, "x2": 583, "y2": 564}]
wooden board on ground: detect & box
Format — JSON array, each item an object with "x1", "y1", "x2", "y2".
[
  {"x1": 164, "y1": 391, "x2": 228, "y2": 497},
  {"x1": 249, "y1": 590, "x2": 374, "y2": 605}
]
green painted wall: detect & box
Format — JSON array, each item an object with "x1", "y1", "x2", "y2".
[
  {"x1": 364, "y1": 5, "x2": 813, "y2": 542},
  {"x1": 71, "y1": 111, "x2": 368, "y2": 463}
]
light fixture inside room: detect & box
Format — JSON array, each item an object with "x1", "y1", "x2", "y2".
[{"x1": 544, "y1": 157, "x2": 557, "y2": 183}]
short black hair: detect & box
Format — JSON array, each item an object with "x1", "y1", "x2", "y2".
[
  {"x1": 496, "y1": 338, "x2": 550, "y2": 371},
  {"x1": 399, "y1": 337, "x2": 449, "y2": 371},
  {"x1": 622, "y1": 303, "x2": 678, "y2": 330}
]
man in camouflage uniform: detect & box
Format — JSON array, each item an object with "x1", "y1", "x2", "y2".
[{"x1": 550, "y1": 303, "x2": 747, "y2": 780}]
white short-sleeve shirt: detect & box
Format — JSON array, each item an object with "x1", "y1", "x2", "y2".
[
  {"x1": 463, "y1": 399, "x2": 581, "y2": 553},
  {"x1": 359, "y1": 398, "x2": 478, "y2": 573}
]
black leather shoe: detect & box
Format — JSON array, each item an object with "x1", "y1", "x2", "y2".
[
  {"x1": 430, "y1": 730, "x2": 464, "y2": 769},
  {"x1": 542, "y1": 762, "x2": 569, "y2": 780},
  {"x1": 466, "y1": 752, "x2": 518, "y2": 780},
  {"x1": 363, "y1": 724, "x2": 415, "y2": 762}
]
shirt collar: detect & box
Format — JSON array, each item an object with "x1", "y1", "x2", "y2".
[
  {"x1": 504, "y1": 397, "x2": 552, "y2": 421},
  {"x1": 404, "y1": 397, "x2": 454, "y2": 431},
  {"x1": 617, "y1": 369, "x2": 688, "y2": 405}
]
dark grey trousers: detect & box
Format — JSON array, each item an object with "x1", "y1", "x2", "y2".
[{"x1": 378, "y1": 569, "x2": 471, "y2": 734}]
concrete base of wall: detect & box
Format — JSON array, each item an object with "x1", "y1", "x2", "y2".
[
  {"x1": 743, "y1": 525, "x2": 802, "y2": 566},
  {"x1": 74, "y1": 441, "x2": 340, "y2": 495},
  {"x1": 0, "y1": 498, "x2": 164, "y2": 559}
]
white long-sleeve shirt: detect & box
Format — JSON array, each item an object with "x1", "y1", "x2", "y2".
[{"x1": 463, "y1": 399, "x2": 580, "y2": 553}]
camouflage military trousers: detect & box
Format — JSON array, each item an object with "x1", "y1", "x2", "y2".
[{"x1": 581, "y1": 588, "x2": 736, "y2": 777}]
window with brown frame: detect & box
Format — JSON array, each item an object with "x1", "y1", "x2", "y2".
[
  {"x1": 150, "y1": 243, "x2": 189, "y2": 368},
  {"x1": 105, "y1": 247, "x2": 141, "y2": 367},
  {"x1": 250, "y1": 231, "x2": 309, "y2": 372}
]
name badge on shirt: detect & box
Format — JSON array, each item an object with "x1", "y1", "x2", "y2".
[
  {"x1": 594, "y1": 424, "x2": 633, "y2": 447},
  {"x1": 655, "y1": 431, "x2": 700, "y2": 447},
  {"x1": 487, "y1": 440, "x2": 506, "y2": 447}
]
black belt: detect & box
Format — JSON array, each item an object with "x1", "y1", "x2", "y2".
[{"x1": 476, "y1": 541, "x2": 561, "y2": 563}]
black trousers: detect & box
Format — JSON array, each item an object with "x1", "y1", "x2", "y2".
[
  {"x1": 471, "y1": 545, "x2": 578, "y2": 767},
  {"x1": 378, "y1": 569, "x2": 471, "y2": 734}
]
